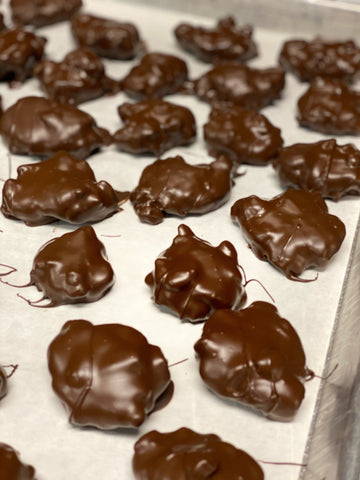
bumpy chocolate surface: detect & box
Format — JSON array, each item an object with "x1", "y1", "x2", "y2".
[
  {"x1": 204, "y1": 105, "x2": 283, "y2": 165},
  {"x1": 297, "y1": 77, "x2": 360, "y2": 135},
  {"x1": 1, "y1": 151, "x2": 128, "y2": 226},
  {"x1": 195, "y1": 302, "x2": 312, "y2": 421},
  {"x1": 133, "y1": 427, "x2": 264, "y2": 479},
  {"x1": 273, "y1": 139, "x2": 360, "y2": 200},
  {"x1": 114, "y1": 99, "x2": 196, "y2": 156},
  {"x1": 131, "y1": 155, "x2": 233, "y2": 224},
  {"x1": 195, "y1": 63, "x2": 285, "y2": 110},
  {"x1": 279, "y1": 38, "x2": 360, "y2": 82},
  {"x1": 145, "y1": 224, "x2": 246, "y2": 322},
  {"x1": 122, "y1": 52, "x2": 188, "y2": 99},
  {"x1": 0, "y1": 96, "x2": 111, "y2": 159},
  {"x1": 48, "y1": 319, "x2": 171, "y2": 429},
  {"x1": 71, "y1": 13, "x2": 141, "y2": 60},
  {"x1": 29, "y1": 226, "x2": 114, "y2": 306},
  {"x1": 0, "y1": 29, "x2": 46, "y2": 83},
  {"x1": 231, "y1": 189, "x2": 346, "y2": 280},
  {"x1": 0, "y1": 366, "x2": 7, "y2": 400},
  {"x1": 34, "y1": 47, "x2": 120, "y2": 105},
  {"x1": 174, "y1": 16, "x2": 257, "y2": 64},
  {"x1": 0, "y1": 443, "x2": 36, "y2": 480},
  {"x1": 10, "y1": 0, "x2": 82, "y2": 27}
]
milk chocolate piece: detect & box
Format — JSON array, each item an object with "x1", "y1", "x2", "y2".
[
  {"x1": 133, "y1": 427, "x2": 264, "y2": 479},
  {"x1": 1, "y1": 151, "x2": 128, "y2": 226},
  {"x1": 204, "y1": 105, "x2": 283, "y2": 165},
  {"x1": 195, "y1": 302, "x2": 313, "y2": 421},
  {"x1": 273, "y1": 139, "x2": 360, "y2": 200},
  {"x1": 34, "y1": 47, "x2": 120, "y2": 105},
  {"x1": 121, "y1": 52, "x2": 188, "y2": 99},
  {"x1": 131, "y1": 155, "x2": 233, "y2": 224},
  {"x1": 71, "y1": 13, "x2": 141, "y2": 60},
  {"x1": 0, "y1": 96, "x2": 112, "y2": 159},
  {"x1": 174, "y1": 16, "x2": 257, "y2": 64},
  {"x1": 145, "y1": 224, "x2": 246, "y2": 322},
  {"x1": 114, "y1": 99, "x2": 196, "y2": 156},
  {"x1": 10, "y1": 0, "x2": 82, "y2": 27},
  {"x1": 297, "y1": 77, "x2": 360, "y2": 135},
  {"x1": 231, "y1": 189, "x2": 346, "y2": 280},
  {"x1": 0, "y1": 443, "x2": 36, "y2": 480},
  {"x1": 195, "y1": 63, "x2": 285, "y2": 110},
  {"x1": 48, "y1": 319, "x2": 171, "y2": 429},
  {"x1": 0, "y1": 366, "x2": 7, "y2": 400}
]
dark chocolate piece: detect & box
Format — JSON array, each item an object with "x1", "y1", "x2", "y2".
[
  {"x1": 195, "y1": 63, "x2": 285, "y2": 110},
  {"x1": 174, "y1": 16, "x2": 257, "y2": 64},
  {"x1": 10, "y1": 0, "x2": 82, "y2": 27},
  {"x1": 204, "y1": 105, "x2": 283, "y2": 165},
  {"x1": 48, "y1": 319, "x2": 171, "y2": 429},
  {"x1": 273, "y1": 139, "x2": 360, "y2": 200},
  {"x1": 145, "y1": 224, "x2": 246, "y2": 322},
  {"x1": 195, "y1": 301, "x2": 312, "y2": 421},
  {"x1": 231, "y1": 189, "x2": 346, "y2": 280},
  {"x1": 1, "y1": 151, "x2": 128, "y2": 226},
  {"x1": 0, "y1": 13, "x2": 6, "y2": 32},
  {"x1": 71, "y1": 13, "x2": 141, "y2": 60},
  {"x1": 133, "y1": 427, "x2": 264, "y2": 479},
  {"x1": 33, "y1": 47, "x2": 120, "y2": 105},
  {"x1": 0, "y1": 366, "x2": 7, "y2": 400},
  {"x1": 130, "y1": 155, "x2": 233, "y2": 224},
  {"x1": 297, "y1": 77, "x2": 360, "y2": 135},
  {"x1": 114, "y1": 99, "x2": 196, "y2": 156},
  {"x1": 0, "y1": 443, "x2": 36, "y2": 480},
  {"x1": 121, "y1": 52, "x2": 188, "y2": 99},
  {"x1": 0, "y1": 96, "x2": 112, "y2": 159}
]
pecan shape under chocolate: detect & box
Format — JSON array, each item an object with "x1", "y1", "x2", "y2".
[
  {"x1": 10, "y1": 0, "x2": 82, "y2": 27},
  {"x1": 0, "y1": 443, "x2": 36, "y2": 480}
]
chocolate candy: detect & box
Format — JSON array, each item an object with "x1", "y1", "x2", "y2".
[
  {"x1": 131, "y1": 155, "x2": 233, "y2": 224},
  {"x1": 48, "y1": 319, "x2": 171, "y2": 429},
  {"x1": 231, "y1": 189, "x2": 346, "y2": 280},
  {"x1": 279, "y1": 39, "x2": 360, "y2": 82},
  {"x1": 174, "y1": 16, "x2": 257, "y2": 64},
  {"x1": 0, "y1": 14, "x2": 6, "y2": 32},
  {"x1": 133, "y1": 427, "x2": 264, "y2": 479},
  {"x1": 204, "y1": 105, "x2": 283, "y2": 165},
  {"x1": 0, "y1": 443, "x2": 36, "y2": 480},
  {"x1": 71, "y1": 13, "x2": 141, "y2": 60},
  {"x1": 33, "y1": 47, "x2": 120, "y2": 105},
  {"x1": 195, "y1": 301, "x2": 313, "y2": 421},
  {"x1": 297, "y1": 77, "x2": 360, "y2": 135},
  {"x1": 145, "y1": 224, "x2": 246, "y2": 322},
  {"x1": 0, "y1": 366, "x2": 7, "y2": 400},
  {"x1": 0, "y1": 96, "x2": 112, "y2": 159},
  {"x1": 114, "y1": 99, "x2": 196, "y2": 156},
  {"x1": 195, "y1": 63, "x2": 285, "y2": 110},
  {"x1": 10, "y1": 0, "x2": 82, "y2": 27},
  {"x1": 273, "y1": 139, "x2": 360, "y2": 200},
  {"x1": 121, "y1": 52, "x2": 188, "y2": 99},
  {"x1": 1, "y1": 151, "x2": 128, "y2": 226}
]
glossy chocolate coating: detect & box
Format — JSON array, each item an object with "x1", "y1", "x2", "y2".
[
  {"x1": 1, "y1": 151, "x2": 128, "y2": 226},
  {"x1": 0, "y1": 366, "x2": 7, "y2": 400},
  {"x1": 122, "y1": 52, "x2": 188, "y2": 99},
  {"x1": 30, "y1": 226, "x2": 114, "y2": 306},
  {"x1": 273, "y1": 139, "x2": 360, "y2": 200},
  {"x1": 114, "y1": 99, "x2": 196, "y2": 156},
  {"x1": 34, "y1": 47, "x2": 120, "y2": 105},
  {"x1": 0, "y1": 29, "x2": 46, "y2": 83},
  {"x1": 297, "y1": 77, "x2": 360, "y2": 135},
  {"x1": 204, "y1": 105, "x2": 283, "y2": 165},
  {"x1": 131, "y1": 155, "x2": 233, "y2": 224},
  {"x1": 0, "y1": 443, "x2": 36, "y2": 480},
  {"x1": 48, "y1": 319, "x2": 171, "y2": 429},
  {"x1": 71, "y1": 13, "x2": 141, "y2": 60},
  {"x1": 145, "y1": 224, "x2": 246, "y2": 322},
  {"x1": 174, "y1": 16, "x2": 257, "y2": 64},
  {"x1": 279, "y1": 38, "x2": 360, "y2": 82},
  {"x1": 195, "y1": 63, "x2": 285, "y2": 110},
  {"x1": 133, "y1": 427, "x2": 264, "y2": 479},
  {"x1": 10, "y1": 0, "x2": 82, "y2": 27},
  {"x1": 0, "y1": 96, "x2": 112, "y2": 159},
  {"x1": 195, "y1": 302, "x2": 312, "y2": 421},
  {"x1": 231, "y1": 189, "x2": 346, "y2": 280}
]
